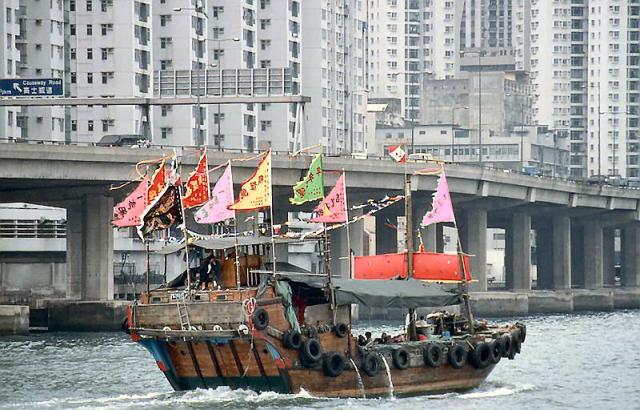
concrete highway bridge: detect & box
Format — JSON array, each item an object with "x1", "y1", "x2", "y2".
[{"x1": 1, "y1": 142, "x2": 639, "y2": 326}]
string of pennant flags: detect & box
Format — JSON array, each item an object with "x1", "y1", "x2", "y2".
[{"x1": 111, "y1": 143, "x2": 456, "y2": 244}]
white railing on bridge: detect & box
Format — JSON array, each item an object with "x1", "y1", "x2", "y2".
[{"x1": 154, "y1": 68, "x2": 294, "y2": 97}]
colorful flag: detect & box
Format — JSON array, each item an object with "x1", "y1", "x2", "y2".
[
  {"x1": 388, "y1": 145, "x2": 407, "y2": 163},
  {"x1": 112, "y1": 177, "x2": 148, "y2": 228},
  {"x1": 147, "y1": 161, "x2": 166, "y2": 203},
  {"x1": 290, "y1": 154, "x2": 324, "y2": 205},
  {"x1": 182, "y1": 149, "x2": 210, "y2": 209},
  {"x1": 310, "y1": 173, "x2": 347, "y2": 223},
  {"x1": 229, "y1": 150, "x2": 272, "y2": 211},
  {"x1": 421, "y1": 171, "x2": 456, "y2": 226},
  {"x1": 137, "y1": 184, "x2": 183, "y2": 239},
  {"x1": 194, "y1": 162, "x2": 235, "y2": 224}
]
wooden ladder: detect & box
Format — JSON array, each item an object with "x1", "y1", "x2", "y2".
[{"x1": 177, "y1": 297, "x2": 191, "y2": 330}]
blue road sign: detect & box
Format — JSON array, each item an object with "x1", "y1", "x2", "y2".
[{"x1": 0, "y1": 78, "x2": 63, "y2": 97}]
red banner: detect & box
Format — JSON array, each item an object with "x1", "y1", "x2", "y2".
[
  {"x1": 182, "y1": 149, "x2": 210, "y2": 209},
  {"x1": 147, "y1": 161, "x2": 166, "y2": 203}
]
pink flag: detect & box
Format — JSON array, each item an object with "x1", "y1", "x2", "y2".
[
  {"x1": 112, "y1": 177, "x2": 148, "y2": 227},
  {"x1": 421, "y1": 171, "x2": 456, "y2": 226},
  {"x1": 310, "y1": 173, "x2": 347, "y2": 223},
  {"x1": 194, "y1": 163, "x2": 235, "y2": 224}
]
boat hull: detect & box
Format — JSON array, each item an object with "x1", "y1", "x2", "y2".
[{"x1": 137, "y1": 336, "x2": 495, "y2": 398}]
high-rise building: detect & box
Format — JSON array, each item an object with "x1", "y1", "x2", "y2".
[
  {"x1": 0, "y1": 0, "x2": 21, "y2": 140},
  {"x1": 16, "y1": 0, "x2": 66, "y2": 142},
  {"x1": 153, "y1": 2, "x2": 207, "y2": 147},
  {"x1": 531, "y1": 0, "x2": 640, "y2": 180},
  {"x1": 66, "y1": 0, "x2": 153, "y2": 143}
]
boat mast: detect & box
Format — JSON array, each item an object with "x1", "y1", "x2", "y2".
[{"x1": 404, "y1": 156, "x2": 418, "y2": 341}]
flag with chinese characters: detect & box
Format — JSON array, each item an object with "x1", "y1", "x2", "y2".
[
  {"x1": 112, "y1": 177, "x2": 148, "y2": 227},
  {"x1": 229, "y1": 150, "x2": 272, "y2": 211},
  {"x1": 290, "y1": 154, "x2": 324, "y2": 205},
  {"x1": 182, "y1": 149, "x2": 210, "y2": 209},
  {"x1": 147, "y1": 161, "x2": 166, "y2": 203},
  {"x1": 194, "y1": 162, "x2": 235, "y2": 224},
  {"x1": 310, "y1": 173, "x2": 347, "y2": 223},
  {"x1": 388, "y1": 144, "x2": 407, "y2": 163},
  {"x1": 137, "y1": 184, "x2": 183, "y2": 240},
  {"x1": 421, "y1": 170, "x2": 456, "y2": 226}
]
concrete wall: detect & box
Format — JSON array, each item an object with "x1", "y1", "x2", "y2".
[{"x1": 0, "y1": 305, "x2": 29, "y2": 335}]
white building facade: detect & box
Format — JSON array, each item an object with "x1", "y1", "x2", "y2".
[{"x1": 0, "y1": 0, "x2": 22, "y2": 140}]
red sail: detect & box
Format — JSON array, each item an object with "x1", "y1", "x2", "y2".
[{"x1": 353, "y1": 252, "x2": 472, "y2": 282}]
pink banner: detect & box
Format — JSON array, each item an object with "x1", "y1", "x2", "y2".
[
  {"x1": 310, "y1": 173, "x2": 347, "y2": 223},
  {"x1": 421, "y1": 171, "x2": 456, "y2": 226},
  {"x1": 113, "y1": 177, "x2": 148, "y2": 227},
  {"x1": 194, "y1": 163, "x2": 235, "y2": 224}
]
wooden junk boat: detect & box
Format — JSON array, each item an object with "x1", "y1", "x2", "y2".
[
  {"x1": 125, "y1": 151, "x2": 526, "y2": 398},
  {"x1": 126, "y1": 236, "x2": 526, "y2": 397}
]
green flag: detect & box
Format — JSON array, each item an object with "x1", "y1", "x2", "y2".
[{"x1": 290, "y1": 154, "x2": 324, "y2": 205}]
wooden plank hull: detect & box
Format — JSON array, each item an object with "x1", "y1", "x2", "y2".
[{"x1": 137, "y1": 336, "x2": 495, "y2": 398}]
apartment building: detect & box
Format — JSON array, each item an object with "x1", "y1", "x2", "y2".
[
  {"x1": 67, "y1": 0, "x2": 153, "y2": 143},
  {"x1": 0, "y1": 0, "x2": 21, "y2": 140}
]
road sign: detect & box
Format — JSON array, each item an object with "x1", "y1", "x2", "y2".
[{"x1": 0, "y1": 78, "x2": 63, "y2": 97}]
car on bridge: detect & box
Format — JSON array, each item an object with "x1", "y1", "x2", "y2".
[{"x1": 96, "y1": 134, "x2": 148, "y2": 147}]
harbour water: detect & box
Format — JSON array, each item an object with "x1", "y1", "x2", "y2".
[{"x1": 1, "y1": 310, "x2": 639, "y2": 409}]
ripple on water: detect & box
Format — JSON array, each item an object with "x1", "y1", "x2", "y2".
[{"x1": 0, "y1": 311, "x2": 639, "y2": 410}]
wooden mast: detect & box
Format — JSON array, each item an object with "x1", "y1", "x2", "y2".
[{"x1": 404, "y1": 151, "x2": 418, "y2": 341}]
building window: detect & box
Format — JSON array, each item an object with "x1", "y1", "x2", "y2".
[
  {"x1": 70, "y1": 72, "x2": 76, "y2": 83},
  {"x1": 161, "y1": 105, "x2": 172, "y2": 116},
  {"x1": 214, "y1": 113, "x2": 225, "y2": 123},
  {"x1": 100, "y1": 0, "x2": 108, "y2": 12},
  {"x1": 260, "y1": 39, "x2": 271, "y2": 50},
  {"x1": 102, "y1": 120, "x2": 109, "y2": 132},
  {"x1": 88, "y1": 120, "x2": 94, "y2": 131},
  {"x1": 212, "y1": 6, "x2": 223, "y2": 18},
  {"x1": 212, "y1": 27, "x2": 224, "y2": 39},
  {"x1": 160, "y1": 15, "x2": 171, "y2": 26},
  {"x1": 101, "y1": 72, "x2": 113, "y2": 84},
  {"x1": 87, "y1": 72, "x2": 93, "y2": 84},
  {"x1": 160, "y1": 37, "x2": 172, "y2": 48},
  {"x1": 161, "y1": 127, "x2": 172, "y2": 139},
  {"x1": 101, "y1": 24, "x2": 112, "y2": 35},
  {"x1": 260, "y1": 60, "x2": 271, "y2": 68},
  {"x1": 70, "y1": 48, "x2": 76, "y2": 59},
  {"x1": 260, "y1": 19, "x2": 271, "y2": 29},
  {"x1": 87, "y1": 48, "x2": 93, "y2": 59},
  {"x1": 70, "y1": 0, "x2": 75, "y2": 11},
  {"x1": 86, "y1": 24, "x2": 92, "y2": 35},
  {"x1": 160, "y1": 60, "x2": 172, "y2": 70},
  {"x1": 213, "y1": 49, "x2": 224, "y2": 59},
  {"x1": 86, "y1": 0, "x2": 92, "y2": 11},
  {"x1": 261, "y1": 120, "x2": 272, "y2": 131},
  {"x1": 70, "y1": 24, "x2": 76, "y2": 35}
]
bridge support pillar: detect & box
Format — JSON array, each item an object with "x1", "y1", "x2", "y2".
[
  {"x1": 603, "y1": 228, "x2": 616, "y2": 286},
  {"x1": 459, "y1": 209, "x2": 487, "y2": 292},
  {"x1": 622, "y1": 225, "x2": 640, "y2": 287},
  {"x1": 552, "y1": 215, "x2": 572, "y2": 290},
  {"x1": 506, "y1": 212, "x2": 531, "y2": 291},
  {"x1": 375, "y1": 205, "x2": 400, "y2": 254},
  {"x1": 583, "y1": 221, "x2": 604, "y2": 289},
  {"x1": 535, "y1": 226, "x2": 553, "y2": 289},
  {"x1": 66, "y1": 195, "x2": 114, "y2": 301}
]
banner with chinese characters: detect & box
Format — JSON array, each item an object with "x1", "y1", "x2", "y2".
[
  {"x1": 182, "y1": 149, "x2": 210, "y2": 209},
  {"x1": 147, "y1": 161, "x2": 166, "y2": 203},
  {"x1": 137, "y1": 184, "x2": 183, "y2": 240},
  {"x1": 229, "y1": 151, "x2": 272, "y2": 211},
  {"x1": 310, "y1": 173, "x2": 346, "y2": 223},
  {"x1": 112, "y1": 177, "x2": 148, "y2": 228},
  {"x1": 290, "y1": 154, "x2": 324, "y2": 205},
  {"x1": 194, "y1": 162, "x2": 235, "y2": 224}
]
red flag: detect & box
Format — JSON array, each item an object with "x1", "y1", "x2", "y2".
[
  {"x1": 388, "y1": 145, "x2": 407, "y2": 163},
  {"x1": 112, "y1": 177, "x2": 148, "y2": 227},
  {"x1": 147, "y1": 161, "x2": 166, "y2": 203},
  {"x1": 137, "y1": 184, "x2": 183, "y2": 240},
  {"x1": 182, "y1": 149, "x2": 210, "y2": 209}
]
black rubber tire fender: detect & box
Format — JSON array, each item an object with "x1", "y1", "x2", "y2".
[
  {"x1": 489, "y1": 339, "x2": 503, "y2": 364},
  {"x1": 299, "y1": 338, "x2": 323, "y2": 367},
  {"x1": 448, "y1": 344, "x2": 468, "y2": 369},
  {"x1": 283, "y1": 329, "x2": 302, "y2": 350},
  {"x1": 392, "y1": 347, "x2": 410, "y2": 370},
  {"x1": 334, "y1": 322, "x2": 349, "y2": 338},
  {"x1": 322, "y1": 352, "x2": 346, "y2": 377},
  {"x1": 510, "y1": 337, "x2": 522, "y2": 359},
  {"x1": 470, "y1": 342, "x2": 492, "y2": 369},
  {"x1": 361, "y1": 352, "x2": 382, "y2": 377},
  {"x1": 500, "y1": 334, "x2": 512, "y2": 358},
  {"x1": 251, "y1": 307, "x2": 269, "y2": 331},
  {"x1": 423, "y1": 343, "x2": 445, "y2": 368}
]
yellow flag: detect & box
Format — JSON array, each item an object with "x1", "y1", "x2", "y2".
[{"x1": 229, "y1": 151, "x2": 272, "y2": 210}]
